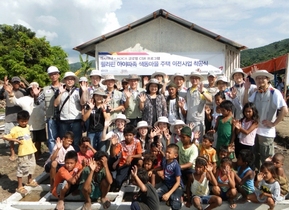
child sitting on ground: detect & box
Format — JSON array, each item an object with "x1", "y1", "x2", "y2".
[
  {"x1": 79, "y1": 151, "x2": 113, "y2": 210},
  {"x1": 150, "y1": 142, "x2": 164, "y2": 168},
  {"x1": 77, "y1": 136, "x2": 96, "y2": 166},
  {"x1": 177, "y1": 126, "x2": 198, "y2": 185},
  {"x1": 155, "y1": 143, "x2": 184, "y2": 210},
  {"x1": 235, "y1": 149, "x2": 255, "y2": 201},
  {"x1": 269, "y1": 153, "x2": 289, "y2": 198},
  {"x1": 247, "y1": 161, "x2": 283, "y2": 210},
  {"x1": 52, "y1": 150, "x2": 83, "y2": 210},
  {"x1": 130, "y1": 166, "x2": 160, "y2": 210},
  {"x1": 3, "y1": 110, "x2": 38, "y2": 195},
  {"x1": 110, "y1": 124, "x2": 142, "y2": 190},
  {"x1": 44, "y1": 131, "x2": 74, "y2": 191},
  {"x1": 213, "y1": 157, "x2": 237, "y2": 209},
  {"x1": 142, "y1": 154, "x2": 157, "y2": 187},
  {"x1": 198, "y1": 133, "x2": 217, "y2": 173},
  {"x1": 186, "y1": 156, "x2": 222, "y2": 210}
]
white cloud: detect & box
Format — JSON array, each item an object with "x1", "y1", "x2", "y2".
[
  {"x1": 37, "y1": 16, "x2": 59, "y2": 26},
  {"x1": 36, "y1": 30, "x2": 58, "y2": 40}
]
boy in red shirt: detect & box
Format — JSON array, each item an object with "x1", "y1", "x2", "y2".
[
  {"x1": 77, "y1": 136, "x2": 96, "y2": 166},
  {"x1": 52, "y1": 150, "x2": 83, "y2": 210},
  {"x1": 110, "y1": 124, "x2": 142, "y2": 190}
]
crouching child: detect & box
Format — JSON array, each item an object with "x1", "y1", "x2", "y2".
[
  {"x1": 79, "y1": 151, "x2": 113, "y2": 210},
  {"x1": 154, "y1": 143, "x2": 184, "y2": 210},
  {"x1": 130, "y1": 166, "x2": 160, "y2": 210},
  {"x1": 52, "y1": 150, "x2": 83, "y2": 210}
]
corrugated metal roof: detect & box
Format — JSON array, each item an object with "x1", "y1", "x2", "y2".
[{"x1": 73, "y1": 9, "x2": 247, "y2": 56}]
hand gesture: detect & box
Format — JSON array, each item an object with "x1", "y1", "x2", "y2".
[
  {"x1": 56, "y1": 137, "x2": 62, "y2": 149},
  {"x1": 188, "y1": 122, "x2": 195, "y2": 130},
  {"x1": 104, "y1": 119, "x2": 112, "y2": 127},
  {"x1": 131, "y1": 165, "x2": 138, "y2": 178},
  {"x1": 150, "y1": 127, "x2": 161, "y2": 138},
  {"x1": 101, "y1": 156, "x2": 108, "y2": 168},
  {"x1": 244, "y1": 77, "x2": 251, "y2": 90},
  {"x1": 124, "y1": 89, "x2": 132, "y2": 99},
  {"x1": 32, "y1": 85, "x2": 41, "y2": 97},
  {"x1": 143, "y1": 76, "x2": 149, "y2": 87},
  {"x1": 257, "y1": 172, "x2": 264, "y2": 182},
  {"x1": 229, "y1": 87, "x2": 237, "y2": 99},
  {"x1": 206, "y1": 163, "x2": 213, "y2": 172},
  {"x1": 224, "y1": 165, "x2": 231, "y2": 175},
  {"x1": 163, "y1": 129, "x2": 171, "y2": 141},
  {"x1": 178, "y1": 99, "x2": 185, "y2": 109},
  {"x1": 80, "y1": 81, "x2": 88, "y2": 91},
  {"x1": 87, "y1": 100, "x2": 95, "y2": 110},
  {"x1": 138, "y1": 93, "x2": 146, "y2": 103},
  {"x1": 58, "y1": 85, "x2": 65, "y2": 94},
  {"x1": 205, "y1": 105, "x2": 211, "y2": 115},
  {"x1": 163, "y1": 75, "x2": 170, "y2": 84},
  {"x1": 88, "y1": 158, "x2": 97, "y2": 171},
  {"x1": 3, "y1": 76, "x2": 13, "y2": 94},
  {"x1": 198, "y1": 83, "x2": 204, "y2": 93},
  {"x1": 162, "y1": 193, "x2": 170, "y2": 201},
  {"x1": 228, "y1": 143, "x2": 235, "y2": 153},
  {"x1": 193, "y1": 131, "x2": 201, "y2": 140},
  {"x1": 233, "y1": 120, "x2": 241, "y2": 130},
  {"x1": 111, "y1": 134, "x2": 118, "y2": 145},
  {"x1": 148, "y1": 170, "x2": 153, "y2": 177}
]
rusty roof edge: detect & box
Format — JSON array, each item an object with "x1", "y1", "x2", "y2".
[{"x1": 73, "y1": 8, "x2": 247, "y2": 54}]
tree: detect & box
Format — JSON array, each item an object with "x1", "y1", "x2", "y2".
[
  {"x1": 0, "y1": 24, "x2": 69, "y2": 87},
  {"x1": 74, "y1": 54, "x2": 93, "y2": 77}
]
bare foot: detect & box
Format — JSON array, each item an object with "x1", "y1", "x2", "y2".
[
  {"x1": 81, "y1": 202, "x2": 91, "y2": 210},
  {"x1": 55, "y1": 200, "x2": 64, "y2": 210}
]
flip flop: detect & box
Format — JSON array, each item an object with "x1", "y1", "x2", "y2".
[
  {"x1": 102, "y1": 200, "x2": 111, "y2": 209},
  {"x1": 26, "y1": 180, "x2": 38, "y2": 187},
  {"x1": 16, "y1": 187, "x2": 28, "y2": 196}
]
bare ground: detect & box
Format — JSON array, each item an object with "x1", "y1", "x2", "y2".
[{"x1": 0, "y1": 114, "x2": 289, "y2": 202}]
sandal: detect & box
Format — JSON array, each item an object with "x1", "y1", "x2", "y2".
[
  {"x1": 102, "y1": 200, "x2": 111, "y2": 209},
  {"x1": 16, "y1": 187, "x2": 28, "y2": 196},
  {"x1": 26, "y1": 180, "x2": 38, "y2": 187},
  {"x1": 229, "y1": 199, "x2": 237, "y2": 209}
]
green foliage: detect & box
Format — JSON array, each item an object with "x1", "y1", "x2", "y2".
[
  {"x1": 0, "y1": 24, "x2": 69, "y2": 87},
  {"x1": 241, "y1": 38, "x2": 289, "y2": 67},
  {"x1": 70, "y1": 59, "x2": 96, "y2": 72},
  {"x1": 75, "y1": 54, "x2": 94, "y2": 77}
]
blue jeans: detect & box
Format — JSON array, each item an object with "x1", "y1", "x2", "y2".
[
  {"x1": 59, "y1": 120, "x2": 82, "y2": 152},
  {"x1": 87, "y1": 131, "x2": 102, "y2": 150},
  {"x1": 46, "y1": 118, "x2": 60, "y2": 154}
]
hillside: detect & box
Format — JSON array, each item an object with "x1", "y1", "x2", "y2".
[
  {"x1": 69, "y1": 38, "x2": 289, "y2": 70},
  {"x1": 240, "y1": 38, "x2": 289, "y2": 67}
]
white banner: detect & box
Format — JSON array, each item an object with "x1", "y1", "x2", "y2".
[{"x1": 98, "y1": 52, "x2": 225, "y2": 75}]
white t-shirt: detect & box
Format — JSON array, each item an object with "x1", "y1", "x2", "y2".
[{"x1": 168, "y1": 97, "x2": 187, "y2": 123}]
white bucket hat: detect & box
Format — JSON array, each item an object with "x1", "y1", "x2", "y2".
[
  {"x1": 79, "y1": 76, "x2": 88, "y2": 82},
  {"x1": 47, "y1": 66, "x2": 60, "y2": 74},
  {"x1": 215, "y1": 75, "x2": 229, "y2": 86},
  {"x1": 92, "y1": 88, "x2": 107, "y2": 98},
  {"x1": 62, "y1": 72, "x2": 79, "y2": 83},
  {"x1": 90, "y1": 69, "x2": 103, "y2": 78},
  {"x1": 171, "y1": 73, "x2": 186, "y2": 82},
  {"x1": 136, "y1": 121, "x2": 152, "y2": 130},
  {"x1": 101, "y1": 75, "x2": 118, "y2": 85},
  {"x1": 111, "y1": 113, "x2": 130, "y2": 124},
  {"x1": 230, "y1": 68, "x2": 247, "y2": 80},
  {"x1": 28, "y1": 82, "x2": 39, "y2": 89},
  {"x1": 188, "y1": 71, "x2": 205, "y2": 81},
  {"x1": 126, "y1": 74, "x2": 141, "y2": 81},
  {"x1": 251, "y1": 70, "x2": 274, "y2": 81},
  {"x1": 152, "y1": 72, "x2": 166, "y2": 78},
  {"x1": 147, "y1": 78, "x2": 163, "y2": 89},
  {"x1": 154, "y1": 116, "x2": 170, "y2": 127},
  {"x1": 169, "y1": 120, "x2": 186, "y2": 134}
]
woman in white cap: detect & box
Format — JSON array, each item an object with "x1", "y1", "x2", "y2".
[
  {"x1": 150, "y1": 116, "x2": 171, "y2": 151},
  {"x1": 82, "y1": 88, "x2": 110, "y2": 150},
  {"x1": 169, "y1": 120, "x2": 186, "y2": 144},
  {"x1": 139, "y1": 78, "x2": 167, "y2": 126},
  {"x1": 136, "y1": 121, "x2": 152, "y2": 153}
]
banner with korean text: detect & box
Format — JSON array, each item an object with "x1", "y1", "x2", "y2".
[{"x1": 98, "y1": 52, "x2": 224, "y2": 76}]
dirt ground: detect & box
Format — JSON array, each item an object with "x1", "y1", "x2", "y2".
[{"x1": 1, "y1": 115, "x2": 289, "y2": 202}]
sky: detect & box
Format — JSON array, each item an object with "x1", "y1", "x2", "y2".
[{"x1": 1, "y1": 0, "x2": 289, "y2": 64}]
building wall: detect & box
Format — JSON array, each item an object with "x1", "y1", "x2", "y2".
[{"x1": 94, "y1": 17, "x2": 240, "y2": 77}]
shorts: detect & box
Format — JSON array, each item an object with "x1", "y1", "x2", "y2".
[
  {"x1": 56, "y1": 180, "x2": 79, "y2": 197},
  {"x1": 220, "y1": 189, "x2": 229, "y2": 201},
  {"x1": 79, "y1": 182, "x2": 101, "y2": 200},
  {"x1": 44, "y1": 161, "x2": 64, "y2": 173},
  {"x1": 4, "y1": 122, "x2": 18, "y2": 134},
  {"x1": 17, "y1": 154, "x2": 36, "y2": 177},
  {"x1": 31, "y1": 129, "x2": 47, "y2": 142},
  {"x1": 192, "y1": 195, "x2": 212, "y2": 204}
]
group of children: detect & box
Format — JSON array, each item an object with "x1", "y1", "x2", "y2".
[{"x1": 3, "y1": 101, "x2": 288, "y2": 210}]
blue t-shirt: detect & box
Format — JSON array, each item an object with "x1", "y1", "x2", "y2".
[{"x1": 161, "y1": 158, "x2": 184, "y2": 189}]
